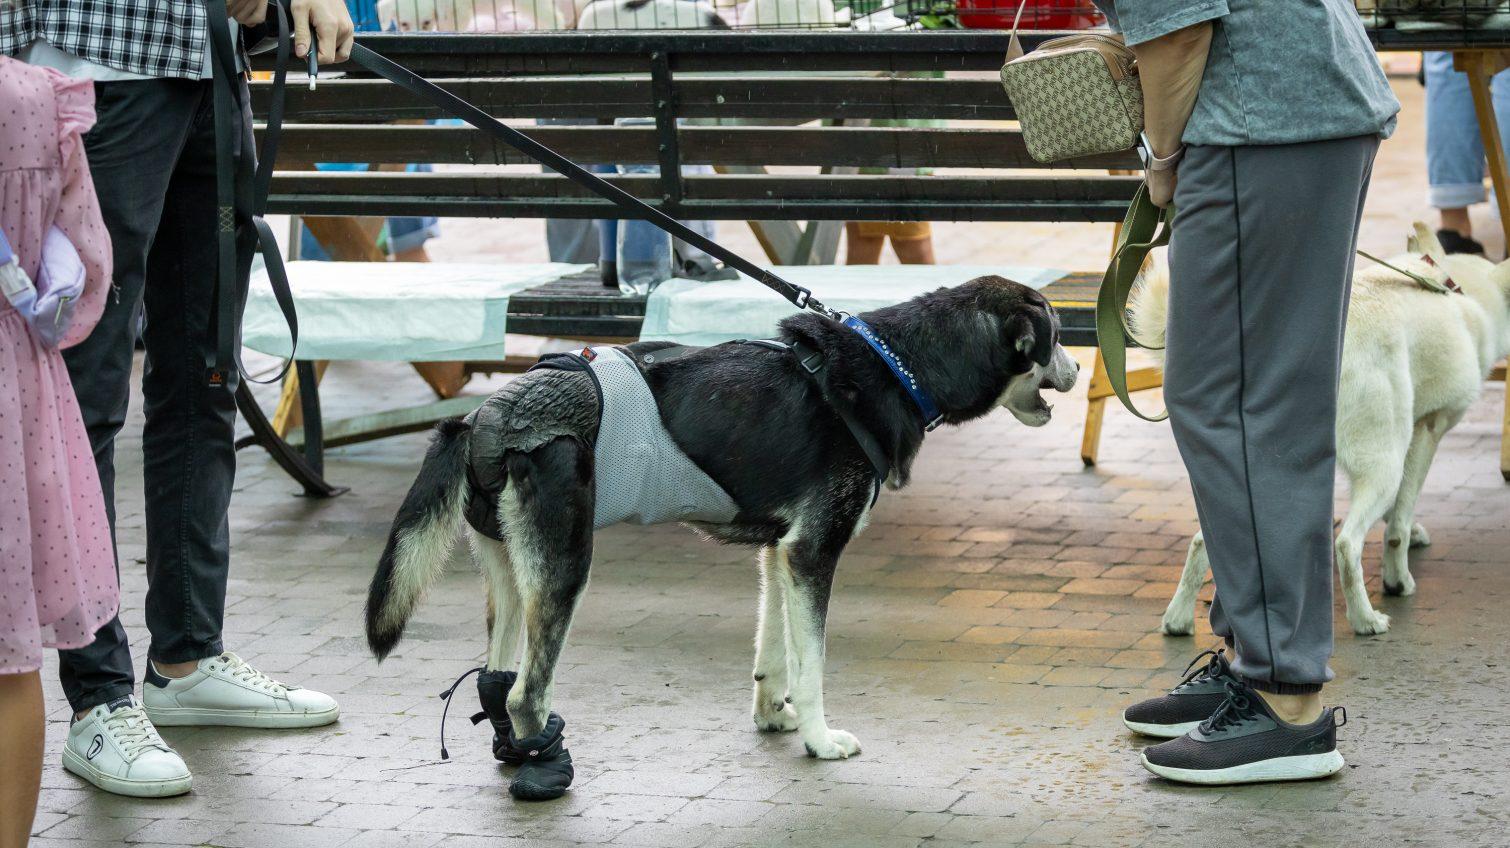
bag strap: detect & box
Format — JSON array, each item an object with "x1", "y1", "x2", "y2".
[
  {"x1": 1005, "y1": 0, "x2": 1029, "y2": 62},
  {"x1": 1096, "y1": 182, "x2": 1170, "y2": 422}
]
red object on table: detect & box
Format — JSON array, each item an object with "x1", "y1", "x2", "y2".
[{"x1": 957, "y1": 0, "x2": 1102, "y2": 30}]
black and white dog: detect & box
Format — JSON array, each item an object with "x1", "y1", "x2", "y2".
[{"x1": 365, "y1": 276, "x2": 1078, "y2": 798}]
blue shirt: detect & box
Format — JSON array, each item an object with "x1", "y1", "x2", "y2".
[{"x1": 1097, "y1": 0, "x2": 1400, "y2": 146}]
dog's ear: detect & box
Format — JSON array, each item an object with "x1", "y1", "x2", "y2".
[{"x1": 1005, "y1": 306, "x2": 1055, "y2": 368}]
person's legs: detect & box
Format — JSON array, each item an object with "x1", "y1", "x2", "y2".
[
  {"x1": 890, "y1": 234, "x2": 936, "y2": 265},
  {"x1": 1166, "y1": 136, "x2": 1378, "y2": 695},
  {"x1": 1424, "y1": 50, "x2": 1494, "y2": 245},
  {"x1": 844, "y1": 223, "x2": 885, "y2": 264},
  {"x1": 136, "y1": 80, "x2": 246, "y2": 671},
  {"x1": 58, "y1": 79, "x2": 203, "y2": 715},
  {"x1": 0, "y1": 671, "x2": 43, "y2": 848}
]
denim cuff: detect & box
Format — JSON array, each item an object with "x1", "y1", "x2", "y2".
[
  {"x1": 1429, "y1": 181, "x2": 1489, "y2": 210},
  {"x1": 70, "y1": 682, "x2": 136, "y2": 715},
  {"x1": 149, "y1": 641, "x2": 223, "y2": 666}
]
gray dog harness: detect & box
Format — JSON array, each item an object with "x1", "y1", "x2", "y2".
[{"x1": 463, "y1": 346, "x2": 739, "y2": 539}]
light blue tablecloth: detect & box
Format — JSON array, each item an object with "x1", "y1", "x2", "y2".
[{"x1": 641, "y1": 265, "x2": 1069, "y2": 346}]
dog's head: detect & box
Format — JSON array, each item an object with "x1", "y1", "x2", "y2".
[{"x1": 969, "y1": 277, "x2": 1079, "y2": 426}]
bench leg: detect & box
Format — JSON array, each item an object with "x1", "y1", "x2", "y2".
[
  {"x1": 1081, "y1": 349, "x2": 1111, "y2": 467},
  {"x1": 272, "y1": 360, "x2": 329, "y2": 437},
  {"x1": 234, "y1": 381, "x2": 348, "y2": 498}
]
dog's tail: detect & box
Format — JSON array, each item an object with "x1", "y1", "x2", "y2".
[
  {"x1": 1126, "y1": 259, "x2": 1170, "y2": 365},
  {"x1": 366, "y1": 418, "x2": 472, "y2": 660}
]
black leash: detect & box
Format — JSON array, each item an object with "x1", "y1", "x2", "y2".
[
  {"x1": 204, "y1": 0, "x2": 299, "y2": 388},
  {"x1": 342, "y1": 43, "x2": 843, "y2": 324}
]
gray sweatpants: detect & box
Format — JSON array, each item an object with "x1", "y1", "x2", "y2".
[{"x1": 1165, "y1": 135, "x2": 1379, "y2": 692}]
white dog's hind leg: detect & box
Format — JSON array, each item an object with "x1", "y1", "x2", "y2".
[
  {"x1": 1336, "y1": 467, "x2": 1403, "y2": 636},
  {"x1": 773, "y1": 542, "x2": 859, "y2": 760},
  {"x1": 470, "y1": 530, "x2": 524, "y2": 670},
  {"x1": 752, "y1": 547, "x2": 798, "y2": 732},
  {"x1": 1382, "y1": 414, "x2": 1453, "y2": 597},
  {"x1": 1161, "y1": 533, "x2": 1209, "y2": 636}
]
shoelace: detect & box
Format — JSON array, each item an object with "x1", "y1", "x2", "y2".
[
  {"x1": 102, "y1": 704, "x2": 168, "y2": 759},
  {"x1": 1174, "y1": 648, "x2": 1227, "y2": 691},
  {"x1": 218, "y1": 652, "x2": 288, "y2": 695},
  {"x1": 437, "y1": 666, "x2": 485, "y2": 760},
  {"x1": 1199, "y1": 681, "x2": 1261, "y2": 735}
]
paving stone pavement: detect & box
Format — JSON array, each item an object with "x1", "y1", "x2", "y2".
[{"x1": 28, "y1": 76, "x2": 1510, "y2": 848}]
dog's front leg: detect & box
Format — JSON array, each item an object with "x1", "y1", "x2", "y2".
[
  {"x1": 1161, "y1": 533, "x2": 1208, "y2": 636},
  {"x1": 773, "y1": 540, "x2": 860, "y2": 760},
  {"x1": 752, "y1": 547, "x2": 798, "y2": 732}
]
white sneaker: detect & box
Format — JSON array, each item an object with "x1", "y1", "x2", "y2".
[
  {"x1": 142, "y1": 652, "x2": 340, "y2": 728},
  {"x1": 63, "y1": 696, "x2": 192, "y2": 798}
]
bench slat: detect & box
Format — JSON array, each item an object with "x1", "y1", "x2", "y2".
[
  {"x1": 268, "y1": 124, "x2": 1141, "y2": 170},
  {"x1": 252, "y1": 77, "x2": 1018, "y2": 122},
  {"x1": 267, "y1": 172, "x2": 1140, "y2": 221}
]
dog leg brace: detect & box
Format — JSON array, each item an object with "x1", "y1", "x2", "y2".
[
  {"x1": 476, "y1": 670, "x2": 524, "y2": 765},
  {"x1": 507, "y1": 713, "x2": 575, "y2": 801}
]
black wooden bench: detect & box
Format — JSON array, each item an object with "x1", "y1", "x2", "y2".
[{"x1": 242, "y1": 30, "x2": 1138, "y2": 495}]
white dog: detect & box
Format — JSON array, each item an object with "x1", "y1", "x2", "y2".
[
  {"x1": 1133, "y1": 224, "x2": 1510, "y2": 636},
  {"x1": 576, "y1": 0, "x2": 728, "y2": 29}
]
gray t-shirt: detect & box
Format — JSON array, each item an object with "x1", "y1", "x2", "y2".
[{"x1": 1097, "y1": 0, "x2": 1399, "y2": 146}]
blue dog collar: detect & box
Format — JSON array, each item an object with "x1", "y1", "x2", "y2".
[{"x1": 842, "y1": 315, "x2": 943, "y2": 431}]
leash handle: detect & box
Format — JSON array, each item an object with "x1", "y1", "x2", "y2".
[
  {"x1": 1095, "y1": 181, "x2": 1170, "y2": 423},
  {"x1": 345, "y1": 43, "x2": 840, "y2": 321}
]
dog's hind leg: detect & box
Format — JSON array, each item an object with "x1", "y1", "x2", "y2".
[
  {"x1": 498, "y1": 437, "x2": 592, "y2": 801},
  {"x1": 773, "y1": 534, "x2": 860, "y2": 760},
  {"x1": 469, "y1": 529, "x2": 523, "y2": 671},
  {"x1": 752, "y1": 547, "x2": 797, "y2": 732},
  {"x1": 1381, "y1": 413, "x2": 1455, "y2": 597},
  {"x1": 1336, "y1": 457, "x2": 1404, "y2": 637},
  {"x1": 1160, "y1": 533, "x2": 1209, "y2": 636}
]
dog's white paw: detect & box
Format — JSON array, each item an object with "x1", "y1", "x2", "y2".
[
  {"x1": 1160, "y1": 610, "x2": 1195, "y2": 636},
  {"x1": 1382, "y1": 571, "x2": 1417, "y2": 597},
  {"x1": 1349, "y1": 607, "x2": 1392, "y2": 636},
  {"x1": 754, "y1": 701, "x2": 799, "y2": 733},
  {"x1": 1409, "y1": 523, "x2": 1431, "y2": 549},
  {"x1": 804, "y1": 728, "x2": 861, "y2": 760}
]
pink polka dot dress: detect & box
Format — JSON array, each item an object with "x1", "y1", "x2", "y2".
[{"x1": 1, "y1": 56, "x2": 118, "y2": 675}]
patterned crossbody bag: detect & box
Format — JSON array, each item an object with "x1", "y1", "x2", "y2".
[{"x1": 997, "y1": 1, "x2": 1143, "y2": 164}]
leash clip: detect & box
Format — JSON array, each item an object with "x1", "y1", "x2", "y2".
[{"x1": 925, "y1": 414, "x2": 944, "y2": 432}]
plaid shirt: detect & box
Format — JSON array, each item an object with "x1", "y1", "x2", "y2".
[{"x1": 1, "y1": 1, "x2": 209, "y2": 79}]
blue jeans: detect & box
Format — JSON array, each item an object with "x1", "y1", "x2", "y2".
[{"x1": 1425, "y1": 51, "x2": 1510, "y2": 209}]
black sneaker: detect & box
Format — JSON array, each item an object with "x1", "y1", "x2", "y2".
[
  {"x1": 1436, "y1": 228, "x2": 1486, "y2": 256},
  {"x1": 1140, "y1": 681, "x2": 1346, "y2": 785},
  {"x1": 1122, "y1": 649, "x2": 1239, "y2": 738}
]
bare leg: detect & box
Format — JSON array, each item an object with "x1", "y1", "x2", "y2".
[
  {"x1": 844, "y1": 223, "x2": 884, "y2": 265},
  {"x1": 1161, "y1": 533, "x2": 1209, "y2": 636},
  {"x1": 0, "y1": 671, "x2": 43, "y2": 848},
  {"x1": 891, "y1": 235, "x2": 936, "y2": 265},
  {"x1": 1440, "y1": 207, "x2": 1472, "y2": 238},
  {"x1": 752, "y1": 547, "x2": 798, "y2": 732}
]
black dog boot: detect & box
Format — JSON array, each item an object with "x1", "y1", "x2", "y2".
[
  {"x1": 507, "y1": 713, "x2": 574, "y2": 801},
  {"x1": 475, "y1": 670, "x2": 524, "y2": 765}
]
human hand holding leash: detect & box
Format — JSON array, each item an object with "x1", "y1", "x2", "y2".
[
  {"x1": 290, "y1": 0, "x2": 354, "y2": 64},
  {"x1": 1129, "y1": 22, "x2": 1212, "y2": 208}
]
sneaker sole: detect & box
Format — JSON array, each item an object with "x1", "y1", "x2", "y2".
[
  {"x1": 144, "y1": 704, "x2": 339, "y2": 729},
  {"x1": 1121, "y1": 717, "x2": 1202, "y2": 739},
  {"x1": 1140, "y1": 749, "x2": 1345, "y2": 785},
  {"x1": 62, "y1": 747, "x2": 192, "y2": 798}
]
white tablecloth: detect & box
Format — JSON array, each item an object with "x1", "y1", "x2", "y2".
[{"x1": 242, "y1": 261, "x2": 591, "y2": 361}]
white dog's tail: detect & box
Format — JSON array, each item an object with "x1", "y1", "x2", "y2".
[
  {"x1": 1126, "y1": 259, "x2": 1170, "y2": 365},
  {"x1": 365, "y1": 419, "x2": 471, "y2": 660}
]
